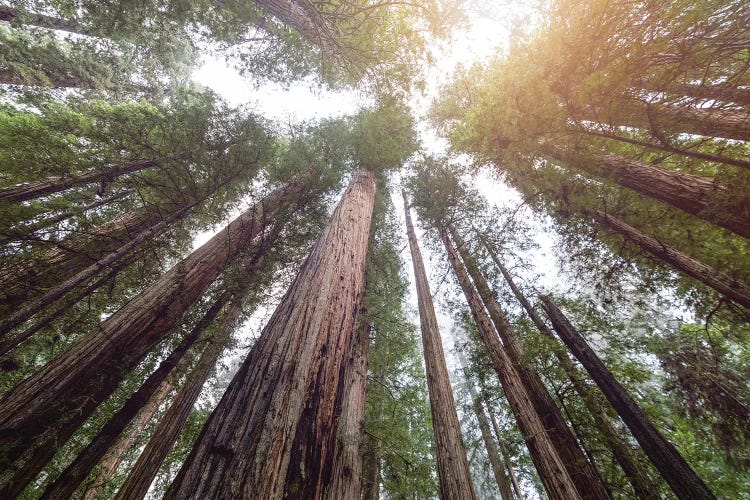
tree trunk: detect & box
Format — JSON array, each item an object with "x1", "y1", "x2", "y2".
[
  {"x1": 633, "y1": 81, "x2": 750, "y2": 109},
  {"x1": 81, "y1": 364, "x2": 177, "y2": 500},
  {"x1": 115, "y1": 297, "x2": 246, "y2": 500},
  {"x1": 0, "y1": 69, "x2": 86, "y2": 89},
  {"x1": 165, "y1": 170, "x2": 375, "y2": 499},
  {"x1": 542, "y1": 143, "x2": 750, "y2": 240},
  {"x1": 539, "y1": 296, "x2": 716, "y2": 500},
  {"x1": 0, "y1": 160, "x2": 155, "y2": 203},
  {"x1": 0, "y1": 180, "x2": 304, "y2": 497},
  {"x1": 449, "y1": 228, "x2": 608, "y2": 500},
  {"x1": 592, "y1": 211, "x2": 750, "y2": 309},
  {"x1": 324, "y1": 318, "x2": 371, "y2": 499},
  {"x1": 456, "y1": 351, "x2": 513, "y2": 500},
  {"x1": 0, "y1": 6, "x2": 88, "y2": 35},
  {"x1": 576, "y1": 99, "x2": 750, "y2": 142},
  {"x1": 487, "y1": 407, "x2": 523, "y2": 499},
  {"x1": 480, "y1": 235, "x2": 661, "y2": 499},
  {"x1": 40, "y1": 285, "x2": 240, "y2": 499},
  {"x1": 361, "y1": 435, "x2": 381, "y2": 500},
  {"x1": 403, "y1": 198, "x2": 477, "y2": 500},
  {"x1": 440, "y1": 229, "x2": 581, "y2": 500}
]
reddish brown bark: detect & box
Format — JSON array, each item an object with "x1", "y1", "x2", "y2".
[
  {"x1": 450, "y1": 228, "x2": 608, "y2": 500},
  {"x1": 542, "y1": 143, "x2": 750, "y2": 240},
  {"x1": 479, "y1": 234, "x2": 661, "y2": 499},
  {"x1": 540, "y1": 297, "x2": 716, "y2": 500},
  {"x1": 165, "y1": 170, "x2": 375, "y2": 499},
  {"x1": 0, "y1": 160, "x2": 155, "y2": 203},
  {"x1": 324, "y1": 318, "x2": 371, "y2": 499},
  {"x1": 441, "y1": 229, "x2": 581, "y2": 500},
  {"x1": 403, "y1": 199, "x2": 476, "y2": 500},
  {"x1": 592, "y1": 211, "x2": 750, "y2": 309},
  {"x1": 488, "y1": 407, "x2": 523, "y2": 499},
  {"x1": 0, "y1": 180, "x2": 303, "y2": 497}
]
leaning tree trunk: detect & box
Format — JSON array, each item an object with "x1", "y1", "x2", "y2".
[
  {"x1": 542, "y1": 143, "x2": 750, "y2": 240},
  {"x1": 0, "y1": 179, "x2": 304, "y2": 498},
  {"x1": 165, "y1": 169, "x2": 375, "y2": 499},
  {"x1": 575, "y1": 99, "x2": 750, "y2": 142},
  {"x1": 657, "y1": 83, "x2": 750, "y2": 108},
  {"x1": 80, "y1": 373, "x2": 175, "y2": 500},
  {"x1": 479, "y1": 234, "x2": 661, "y2": 499},
  {"x1": 115, "y1": 297, "x2": 247, "y2": 500},
  {"x1": 487, "y1": 404, "x2": 523, "y2": 500},
  {"x1": 539, "y1": 297, "x2": 716, "y2": 500},
  {"x1": 0, "y1": 5, "x2": 89, "y2": 35},
  {"x1": 324, "y1": 317, "x2": 371, "y2": 499},
  {"x1": 0, "y1": 159, "x2": 155, "y2": 203},
  {"x1": 441, "y1": 229, "x2": 581, "y2": 500},
  {"x1": 592, "y1": 211, "x2": 750, "y2": 309},
  {"x1": 449, "y1": 228, "x2": 608, "y2": 500},
  {"x1": 456, "y1": 351, "x2": 513, "y2": 500},
  {"x1": 403, "y1": 199, "x2": 477, "y2": 500}
]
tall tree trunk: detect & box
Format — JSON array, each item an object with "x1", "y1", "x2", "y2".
[
  {"x1": 115, "y1": 297, "x2": 247, "y2": 500},
  {"x1": 40, "y1": 284, "x2": 242, "y2": 499},
  {"x1": 592, "y1": 210, "x2": 750, "y2": 309},
  {"x1": 487, "y1": 406, "x2": 523, "y2": 499},
  {"x1": 576, "y1": 99, "x2": 750, "y2": 142},
  {"x1": 633, "y1": 81, "x2": 750, "y2": 109},
  {"x1": 324, "y1": 318, "x2": 371, "y2": 499},
  {"x1": 480, "y1": 235, "x2": 661, "y2": 499},
  {"x1": 542, "y1": 143, "x2": 750, "y2": 240},
  {"x1": 449, "y1": 228, "x2": 609, "y2": 500},
  {"x1": 440, "y1": 229, "x2": 581, "y2": 500},
  {"x1": 80, "y1": 373, "x2": 175, "y2": 500},
  {"x1": 0, "y1": 6, "x2": 88, "y2": 35},
  {"x1": 362, "y1": 361, "x2": 386, "y2": 500},
  {"x1": 539, "y1": 297, "x2": 716, "y2": 500},
  {"x1": 165, "y1": 170, "x2": 375, "y2": 499},
  {"x1": 456, "y1": 351, "x2": 513, "y2": 500},
  {"x1": 0, "y1": 160, "x2": 155, "y2": 203},
  {"x1": 403, "y1": 198, "x2": 477, "y2": 500},
  {"x1": 0, "y1": 180, "x2": 304, "y2": 497}
]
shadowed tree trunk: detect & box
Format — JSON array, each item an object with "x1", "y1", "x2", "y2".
[
  {"x1": 542, "y1": 143, "x2": 750, "y2": 240},
  {"x1": 441, "y1": 229, "x2": 581, "y2": 500},
  {"x1": 0, "y1": 160, "x2": 155, "y2": 203},
  {"x1": 362, "y1": 360, "x2": 386, "y2": 500},
  {"x1": 456, "y1": 351, "x2": 513, "y2": 500},
  {"x1": 487, "y1": 406, "x2": 523, "y2": 499},
  {"x1": 539, "y1": 296, "x2": 716, "y2": 500},
  {"x1": 165, "y1": 169, "x2": 375, "y2": 499},
  {"x1": 0, "y1": 6, "x2": 88, "y2": 35},
  {"x1": 325, "y1": 318, "x2": 371, "y2": 499},
  {"x1": 576, "y1": 99, "x2": 750, "y2": 142},
  {"x1": 403, "y1": 197, "x2": 477, "y2": 500},
  {"x1": 633, "y1": 81, "x2": 750, "y2": 108},
  {"x1": 449, "y1": 228, "x2": 609, "y2": 500},
  {"x1": 478, "y1": 233, "x2": 661, "y2": 499},
  {"x1": 592, "y1": 211, "x2": 750, "y2": 309},
  {"x1": 0, "y1": 180, "x2": 305, "y2": 497}
]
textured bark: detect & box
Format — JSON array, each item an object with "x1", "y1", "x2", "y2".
[
  {"x1": 450, "y1": 228, "x2": 608, "y2": 500},
  {"x1": 40, "y1": 286, "x2": 238, "y2": 499},
  {"x1": 324, "y1": 318, "x2": 371, "y2": 499},
  {"x1": 480, "y1": 235, "x2": 661, "y2": 499},
  {"x1": 165, "y1": 170, "x2": 375, "y2": 499},
  {"x1": 0, "y1": 180, "x2": 303, "y2": 497},
  {"x1": 361, "y1": 434, "x2": 381, "y2": 500},
  {"x1": 81, "y1": 367, "x2": 177, "y2": 500},
  {"x1": 577, "y1": 99, "x2": 750, "y2": 142},
  {"x1": 633, "y1": 81, "x2": 750, "y2": 109},
  {"x1": 403, "y1": 199, "x2": 476, "y2": 500},
  {"x1": 543, "y1": 143, "x2": 750, "y2": 239},
  {"x1": 540, "y1": 297, "x2": 716, "y2": 500},
  {"x1": 456, "y1": 351, "x2": 513, "y2": 500},
  {"x1": 116, "y1": 298, "x2": 245, "y2": 500},
  {"x1": 593, "y1": 211, "x2": 750, "y2": 309},
  {"x1": 0, "y1": 160, "x2": 155, "y2": 203},
  {"x1": 441, "y1": 229, "x2": 580, "y2": 500}
]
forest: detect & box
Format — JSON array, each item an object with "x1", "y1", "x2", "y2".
[{"x1": 0, "y1": 0, "x2": 748, "y2": 498}]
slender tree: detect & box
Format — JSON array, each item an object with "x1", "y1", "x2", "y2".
[
  {"x1": 540, "y1": 296, "x2": 716, "y2": 500},
  {"x1": 403, "y1": 195, "x2": 477, "y2": 500},
  {"x1": 448, "y1": 227, "x2": 609, "y2": 499},
  {"x1": 165, "y1": 169, "x2": 376, "y2": 498},
  {"x1": 440, "y1": 229, "x2": 581, "y2": 500},
  {"x1": 0, "y1": 179, "x2": 305, "y2": 497}
]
